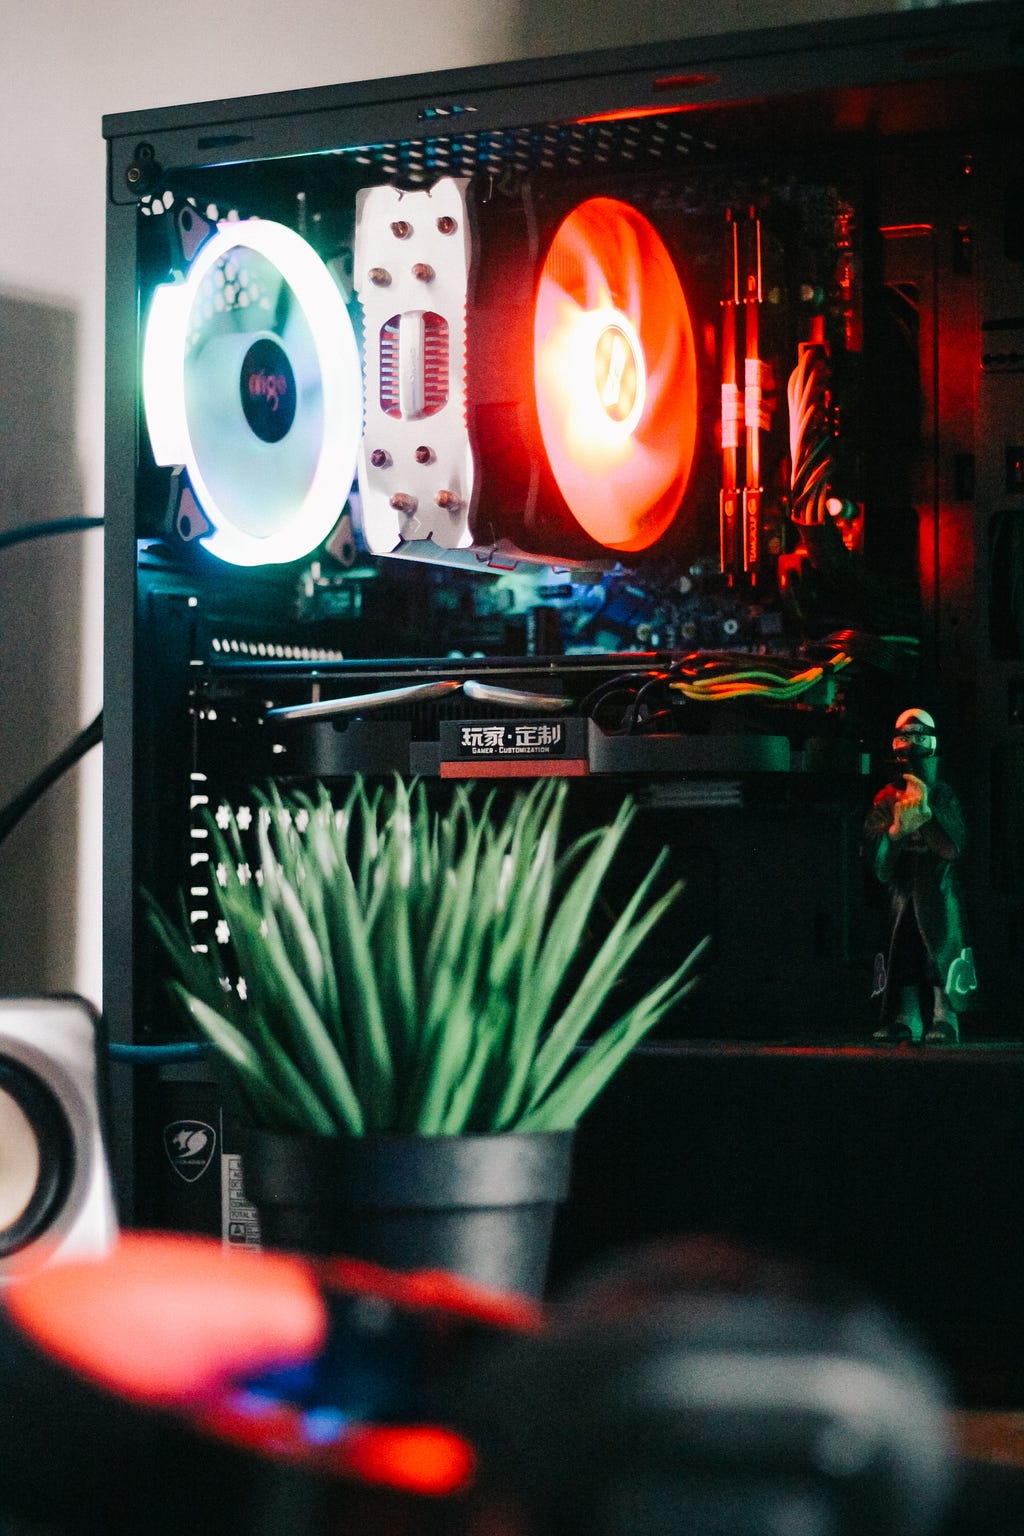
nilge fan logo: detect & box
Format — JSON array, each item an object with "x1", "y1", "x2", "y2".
[
  {"x1": 249, "y1": 371, "x2": 289, "y2": 410},
  {"x1": 595, "y1": 324, "x2": 639, "y2": 423},
  {"x1": 164, "y1": 1120, "x2": 216, "y2": 1183},
  {"x1": 240, "y1": 337, "x2": 297, "y2": 443}
]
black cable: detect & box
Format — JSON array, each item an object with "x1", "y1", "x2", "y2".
[
  {"x1": 0, "y1": 517, "x2": 103, "y2": 552},
  {"x1": 0, "y1": 517, "x2": 105, "y2": 838},
  {"x1": 575, "y1": 670, "x2": 661, "y2": 722},
  {"x1": 0, "y1": 711, "x2": 103, "y2": 846},
  {"x1": 621, "y1": 671, "x2": 673, "y2": 734}
]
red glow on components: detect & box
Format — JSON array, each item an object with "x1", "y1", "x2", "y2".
[
  {"x1": 577, "y1": 103, "x2": 706, "y2": 124},
  {"x1": 5, "y1": 1232, "x2": 326, "y2": 1406},
  {"x1": 577, "y1": 77, "x2": 721, "y2": 124},
  {"x1": 315, "y1": 1257, "x2": 544, "y2": 1331},
  {"x1": 341, "y1": 1425, "x2": 476, "y2": 1496},
  {"x1": 198, "y1": 1396, "x2": 307, "y2": 1459},
  {"x1": 653, "y1": 71, "x2": 720, "y2": 93},
  {"x1": 534, "y1": 197, "x2": 698, "y2": 551},
  {"x1": 199, "y1": 1402, "x2": 476, "y2": 1496}
]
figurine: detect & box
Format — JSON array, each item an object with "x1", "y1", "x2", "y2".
[{"x1": 863, "y1": 708, "x2": 977, "y2": 1042}]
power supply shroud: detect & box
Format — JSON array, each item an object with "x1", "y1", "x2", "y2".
[{"x1": 104, "y1": 5, "x2": 1024, "y2": 1400}]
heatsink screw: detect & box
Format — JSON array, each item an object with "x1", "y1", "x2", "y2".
[
  {"x1": 370, "y1": 449, "x2": 391, "y2": 468},
  {"x1": 390, "y1": 220, "x2": 412, "y2": 239},
  {"x1": 390, "y1": 493, "x2": 418, "y2": 513},
  {"x1": 414, "y1": 446, "x2": 434, "y2": 464},
  {"x1": 412, "y1": 263, "x2": 435, "y2": 282},
  {"x1": 369, "y1": 267, "x2": 392, "y2": 286},
  {"x1": 435, "y1": 489, "x2": 461, "y2": 511},
  {"x1": 437, "y1": 216, "x2": 457, "y2": 234}
]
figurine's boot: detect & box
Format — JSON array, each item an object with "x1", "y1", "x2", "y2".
[
  {"x1": 924, "y1": 988, "x2": 960, "y2": 1044},
  {"x1": 873, "y1": 986, "x2": 923, "y2": 1042}
]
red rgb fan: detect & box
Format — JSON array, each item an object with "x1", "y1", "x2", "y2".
[{"x1": 533, "y1": 197, "x2": 698, "y2": 553}]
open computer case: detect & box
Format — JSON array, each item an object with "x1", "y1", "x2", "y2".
[{"x1": 104, "y1": 3, "x2": 1024, "y2": 1398}]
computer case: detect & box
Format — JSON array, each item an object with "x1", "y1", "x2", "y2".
[{"x1": 103, "y1": 3, "x2": 1024, "y2": 1397}]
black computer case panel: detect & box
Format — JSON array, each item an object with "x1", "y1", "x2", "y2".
[{"x1": 104, "y1": 3, "x2": 1024, "y2": 1397}]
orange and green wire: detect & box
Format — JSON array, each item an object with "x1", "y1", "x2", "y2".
[
  {"x1": 670, "y1": 650, "x2": 853, "y2": 702},
  {"x1": 668, "y1": 632, "x2": 919, "y2": 704}
]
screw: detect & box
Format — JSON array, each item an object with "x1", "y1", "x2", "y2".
[
  {"x1": 390, "y1": 493, "x2": 417, "y2": 513},
  {"x1": 412, "y1": 263, "x2": 435, "y2": 282},
  {"x1": 437, "y1": 215, "x2": 457, "y2": 234},
  {"x1": 127, "y1": 142, "x2": 158, "y2": 191},
  {"x1": 435, "y1": 489, "x2": 461, "y2": 511},
  {"x1": 414, "y1": 445, "x2": 433, "y2": 464},
  {"x1": 390, "y1": 220, "x2": 412, "y2": 239},
  {"x1": 369, "y1": 267, "x2": 392, "y2": 286},
  {"x1": 370, "y1": 449, "x2": 391, "y2": 468}
]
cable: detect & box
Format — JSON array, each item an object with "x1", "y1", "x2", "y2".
[
  {"x1": 787, "y1": 346, "x2": 832, "y2": 527},
  {"x1": 620, "y1": 671, "x2": 674, "y2": 734},
  {"x1": 0, "y1": 517, "x2": 103, "y2": 552},
  {"x1": 0, "y1": 711, "x2": 103, "y2": 846},
  {"x1": 576, "y1": 670, "x2": 663, "y2": 723},
  {"x1": 0, "y1": 517, "x2": 105, "y2": 839},
  {"x1": 670, "y1": 649, "x2": 853, "y2": 704},
  {"x1": 108, "y1": 1042, "x2": 210, "y2": 1063},
  {"x1": 821, "y1": 629, "x2": 919, "y2": 671}
]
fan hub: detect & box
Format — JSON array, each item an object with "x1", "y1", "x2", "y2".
[
  {"x1": 240, "y1": 337, "x2": 297, "y2": 443},
  {"x1": 591, "y1": 315, "x2": 645, "y2": 434}
]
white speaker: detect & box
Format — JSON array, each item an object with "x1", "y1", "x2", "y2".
[{"x1": 0, "y1": 997, "x2": 117, "y2": 1279}]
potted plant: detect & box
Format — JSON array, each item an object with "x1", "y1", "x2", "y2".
[{"x1": 150, "y1": 777, "x2": 708, "y2": 1294}]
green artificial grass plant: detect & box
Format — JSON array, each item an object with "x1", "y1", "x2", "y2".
[{"x1": 150, "y1": 777, "x2": 708, "y2": 1137}]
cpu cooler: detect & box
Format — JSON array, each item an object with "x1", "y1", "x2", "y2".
[
  {"x1": 141, "y1": 179, "x2": 715, "y2": 574},
  {"x1": 355, "y1": 177, "x2": 475, "y2": 556},
  {"x1": 356, "y1": 178, "x2": 712, "y2": 570}
]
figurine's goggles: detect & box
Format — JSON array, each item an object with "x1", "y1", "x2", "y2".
[{"x1": 892, "y1": 725, "x2": 936, "y2": 758}]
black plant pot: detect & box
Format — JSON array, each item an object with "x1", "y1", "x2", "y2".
[{"x1": 235, "y1": 1128, "x2": 574, "y2": 1299}]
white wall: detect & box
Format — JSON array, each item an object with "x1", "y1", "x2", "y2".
[
  {"x1": 0, "y1": 0, "x2": 926, "y2": 1008},
  {"x1": 0, "y1": 0, "x2": 528, "y2": 1008}
]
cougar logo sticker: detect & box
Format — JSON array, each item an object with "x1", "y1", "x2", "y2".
[{"x1": 164, "y1": 1120, "x2": 216, "y2": 1183}]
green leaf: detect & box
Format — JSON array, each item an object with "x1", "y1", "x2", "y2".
[
  {"x1": 177, "y1": 987, "x2": 336, "y2": 1135},
  {"x1": 525, "y1": 853, "x2": 683, "y2": 1111},
  {"x1": 321, "y1": 833, "x2": 395, "y2": 1129},
  {"x1": 522, "y1": 799, "x2": 636, "y2": 1035},
  {"x1": 518, "y1": 936, "x2": 711, "y2": 1129},
  {"x1": 247, "y1": 900, "x2": 365, "y2": 1135},
  {"x1": 149, "y1": 778, "x2": 711, "y2": 1138}
]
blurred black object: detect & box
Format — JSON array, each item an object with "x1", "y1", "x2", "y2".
[
  {"x1": 3, "y1": 1233, "x2": 1024, "y2": 1536},
  {"x1": 459, "y1": 1237, "x2": 956, "y2": 1536}
]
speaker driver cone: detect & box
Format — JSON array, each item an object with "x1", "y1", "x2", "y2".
[{"x1": 0, "y1": 1060, "x2": 74, "y2": 1259}]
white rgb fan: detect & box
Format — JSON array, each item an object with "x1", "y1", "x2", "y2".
[{"x1": 143, "y1": 218, "x2": 362, "y2": 567}]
